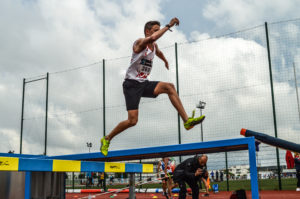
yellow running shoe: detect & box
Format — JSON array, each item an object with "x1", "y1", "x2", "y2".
[
  {"x1": 184, "y1": 110, "x2": 205, "y2": 130},
  {"x1": 100, "y1": 137, "x2": 110, "y2": 156}
]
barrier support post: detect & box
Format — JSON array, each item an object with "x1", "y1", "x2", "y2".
[
  {"x1": 129, "y1": 173, "x2": 135, "y2": 199},
  {"x1": 25, "y1": 171, "x2": 32, "y2": 199}
]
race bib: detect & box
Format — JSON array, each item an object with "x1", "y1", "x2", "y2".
[{"x1": 136, "y1": 58, "x2": 152, "y2": 79}]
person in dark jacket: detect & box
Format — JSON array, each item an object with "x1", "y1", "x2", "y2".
[
  {"x1": 295, "y1": 152, "x2": 300, "y2": 191},
  {"x1": 220, "y1": 171, "x2": 224, "y2": 181},
  {"x1": 173, "y1": 154, "x2": 208, "y2": 199}
]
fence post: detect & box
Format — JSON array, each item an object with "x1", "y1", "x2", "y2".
[
  {"x1": 265, "y1": 21, "x2": 282, "y2": 190},
  {"x1": 293, "y1": 62, "x2": 300, "y2": 121},
  {"x1": 103, "y1": 59, "x2": 106, "y2": 137},
  {"x1": 20, "y1": 78, "x2": 26, "y2": 154},
  {"x1": 175, "y1": 42, "x2": 182, "y2": 162},
  {"x1": 225, "y1": 152, "x2": 229, "y2": 191},
  {"x1": 102, "y1": 59, "x2": 107, "y2": 191},
  {"x1": 44, "y1": 72, "x2": 49, "y2": 155}
]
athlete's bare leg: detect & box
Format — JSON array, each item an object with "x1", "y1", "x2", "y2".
[
  {"x1": 167, "y1": 178, "x2": 174, "y2": 198},
  {"x1": 154, "y1": 82, "x2": 188, "y2": 122},
  {"x1": 162, "y1": 180, "x2": 167, "y2": 195},
  {"x1": 106, "y1": 110, "x2": 138, "y2": 141}
]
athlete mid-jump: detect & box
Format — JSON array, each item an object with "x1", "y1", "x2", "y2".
[{"x1": 101, "y1": 18, "x2": 205, "y2": 156}]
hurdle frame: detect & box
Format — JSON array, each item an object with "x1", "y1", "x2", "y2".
[
  {"x1": 51, "y1": 136, "x2": 259, "y2": 199},
  {"x1": 0, "y1": 137, "x2": 259, "y2": 199}
]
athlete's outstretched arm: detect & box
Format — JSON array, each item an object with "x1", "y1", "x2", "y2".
[
  {"x1": 133, "y1": 18, "x2": 179, "y2": 53},
  {"x1": 155, "y1": 43, "x2": 169, "y2": 70}
]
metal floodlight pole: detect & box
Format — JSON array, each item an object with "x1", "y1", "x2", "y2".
[
  {"x1": 87, "y1": 142, "x2": 92, "y2": 153},
  {"x1": 196, "y1": 101, "x2": 206, "y2": 142}
]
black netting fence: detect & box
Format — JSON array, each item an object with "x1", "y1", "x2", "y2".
[{"x1": 19, "y1": 18, "x2": 300, "y2": 191}]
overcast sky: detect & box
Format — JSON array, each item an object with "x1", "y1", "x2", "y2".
[{"x1": 1, "y1": 0, "x2": 300, "y2": 168}]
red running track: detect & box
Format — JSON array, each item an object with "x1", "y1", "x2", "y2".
[{"x1": 66, "y1": 190, "x2": 300, "y2": 199}]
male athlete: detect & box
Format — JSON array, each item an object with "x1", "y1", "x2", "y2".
[
  {"x1": 158, "y1": 157, "x2": 174, "y2": 199},
  {"x1": 100, "y1": 18, "x2": 205, "y2": 156}
]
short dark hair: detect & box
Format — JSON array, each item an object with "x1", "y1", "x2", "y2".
[{"x1": 144, "y1": 20, "x2": 160, "y2": 35}]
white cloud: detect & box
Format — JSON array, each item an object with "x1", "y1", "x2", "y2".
[
  {"x1": 0, "y1": 84, "x2": 6, "y2": 93},
  {"x1": 0, "y1": 129, "x2": 20, "y2": 153},
  {"x1": 189, "y1": 31, "x2": 210, "y2": 42},
  {"x1": 203, "y1": 0, "x2": 300, "y2": 29}
]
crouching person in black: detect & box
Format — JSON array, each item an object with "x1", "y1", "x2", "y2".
[{"x1": 173, "y1": 154, "x2": 208, "y2": 199}]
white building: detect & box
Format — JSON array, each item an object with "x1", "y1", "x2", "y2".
[{"x1": 228, "y1": 165, "x2": 250, "y2": 180}]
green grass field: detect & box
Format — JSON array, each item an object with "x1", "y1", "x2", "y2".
[{"x1": 210, "y1": 178, "x2": 297, "y2": 191}]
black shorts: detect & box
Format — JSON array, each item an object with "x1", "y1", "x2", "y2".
[
  {"x1": 161, "y1": 173, "x2": 172, "y2": 181},
  {"x1": 160, "y1": 174, "x2": 166, "y2": 181},
  {"x1": 123, "y1": 79, "x2": 159, "y2": 110}
]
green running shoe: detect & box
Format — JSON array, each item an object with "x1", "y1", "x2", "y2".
[
  {"x1": 184, "y1": 110, "x2": 205, "y2": 130},
  {"x1": 100, "y1": 137, "x2": 110, "y2": 156}
]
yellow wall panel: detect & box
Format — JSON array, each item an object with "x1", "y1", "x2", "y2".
[
  {"x1": 105, "y1": 162, "x2": 125, "y2": 173},
  {"x1": 53, "y1": 160, "x2": 81, "y2": 172},
  {"x1": 0, "y1": 157, "x2": 19, "y2": 171},
  {"x1": 142, "y1": 164, "x2": 153, "y2": 173}
]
